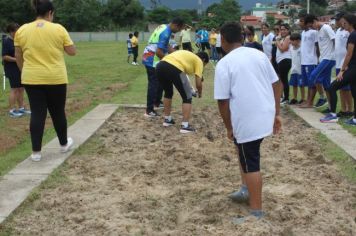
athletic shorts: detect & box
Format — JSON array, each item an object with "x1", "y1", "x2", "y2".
[
  {"x1": 336, "y1": 68, "x2": 351, "y2": 91},
  {"x1": 156, "y1": 61, "x2": 192, "y2": 104},
  {"x1": 289, "y1": 73, "x2": 304, "y2": 87},
  {"x1": 128, "y1": 48, "x2": 133, "y2": 55},
  {"x1": 234, "y1": 138, "x2": 264, "y2": 173},
  {"x1": 301, "y1": 65, "x2": 316, "y2": 88},
  {"x1": 201, "y1": 42, "x2": 210, "y2": 51},
  {"x1": 7, "y1": 75, "x2": 22, "y2": 89},
  {"x1": 182, "y1": 42, "x2": 192, "y2": 51},
  {"x1": 310, "y1": 59, "x2": 335, "y2": 90}
]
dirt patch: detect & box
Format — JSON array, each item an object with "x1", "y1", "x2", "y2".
[{"x1": 4, "y1": 107, "x2": 356, "y2": 235}]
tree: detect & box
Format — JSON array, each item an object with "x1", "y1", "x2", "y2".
[
  {"x1": 200, "y1": 0, "x2": 241, "y2": 29},
  {"x1": 0, "y1": 0, "x2": 34, "y2": 30},
  {"x1": 147, "y1": 6, "x2": 171, "y2": 24},
  {"x1": 266, "y1": 15, "x2": 275, "y2": 27},
  {"x1": 104, "y1": 0, "x2": 144, "y2": 27}
]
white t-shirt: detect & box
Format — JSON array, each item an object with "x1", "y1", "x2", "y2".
[
  {"x1": 291, "y1": 46, "x2": 302, "y2": 74},
  {"x1": 262, "y1": 32, "x2": 275, "y2": 59},
  {"x1": 214, "y1": 47, "x2": 278, "y2": 143},
  {"x1": 180, "y1": 29, "x2": 191, "y2": 43},
  {"x1": 276, "y1": 38, "x2": 292, "y2": 63},
  {"x1": 301, "y1": 29, "x2": 318, "y2": 65},
  {"x1": 216, "y1": 33, "x2": 221, "y2": 47},
  {"x1": 335, "y1": 28, "x2": 349, "y2": 69},
  {"x1": 318, "y1": 24, "x2": 336, "y2": 61}
]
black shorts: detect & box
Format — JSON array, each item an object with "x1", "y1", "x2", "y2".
[
  {"x1": 182, "y1": 42, "x2": 192, "y2": 51},
  {"x1": 201, "y1": 42, "x2": 210, "y2": 51},
  {"x1": 234, "y1": 138, "x2": 264, "y2": 173},
  {"x1": 7, "y1": 75, "x2": 23, "y2": 88},
  {"x1": 156, "y1": 61, "x2": 192, "y2": 104}
]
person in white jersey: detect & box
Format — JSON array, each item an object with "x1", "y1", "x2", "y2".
[
  {"x1": 309, "y1": 16, "x2": 336, "y2": 109},
  {"x1": 215, "y1": 28, "x2": 223, "y2": 60},
  {"x1": 289, "y1": 33, "x2": 305, "y2": 105},
  {"x1": 261, "y1": 23, "x2": 275, "y2": 60},
  {"x1": 299, "y1": 14, "x2": 320, "y2": 108},
  {"x1": 276, "y1": 23, "x2": 292, "y2": 104},
  {"x1": 214, "y1": 22, "x2": 281, "y2": 224},
  {"x1": 334, "y1": 12, "x2": 353, "y2": 117}
]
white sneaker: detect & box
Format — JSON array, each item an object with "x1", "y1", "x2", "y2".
[
  {"x1": 60, "y1": 137, "x2": 74, "y2": 153},
  {"x1": 132, "y1": 62, "x2": 137, "y2": 66},
  {"x1": 31, "y1": 153, "x2": 42, "y2": 162}
]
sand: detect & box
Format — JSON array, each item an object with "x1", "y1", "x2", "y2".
[{"x1": 4, "y1": 107, "x2": 356, "y2": 235}]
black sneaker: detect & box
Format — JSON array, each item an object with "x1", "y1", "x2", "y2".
[
  {"x1": 289, "y1": 99, "x2": 298, "y2": 105},
  {"x1": 163, "y1": 119, "x2": 175, "y2": 127},
  {"x1": 280, "y1": 98, "x2": 289, "y2": 105},
  {"x1": 337, "y1": 111, "x2": 348, "y2": 118},
  {"x1": 298, "y1": 99, "x2": 305, "y2": 104},
  {"x1": 346, "y1": 111, "x2": 354, "y2": 117},
  {"x1": 180, "y1": 125, "x2": 196, "y2": 134},
  {"x1": 314, "y1": 98, "x2": 328, "y2": 108},
  {"x1": 144, "y1": 110, "x2": 159, "y2": 118}
]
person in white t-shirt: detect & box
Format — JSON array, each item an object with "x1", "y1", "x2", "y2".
[
  {"x1": 215, "y1": 28, "x2": 223, "y2": 60},
  {"x1": 309, "y1": 17, "x2": 336, "y2": 110},
  {"x1": 334, "y1": 12, "x2": 353, "y2": 117},
  {"x1": 299, "y1": 14, "x2": 320, "y2": 108},
  {"x1": 289, "y1": 33, "x2": 305, "y2": 104},
  {"x1": 261, "y1": 22, "x2": 275, "y2": 60},
  {"x1": 214, "y1": 22, "x2": 282, "y2": 224},
  {"x1": 180, "y1": 25, "x2": 193, "y2": 51}
]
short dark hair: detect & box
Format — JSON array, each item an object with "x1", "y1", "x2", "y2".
[
  {"x1": 32, "y1": 0, "x2": 54, "y2": 17},
  {"x1": 6, "y1": 23, "x2": 19, "y2": 33},
  {"x1": 335, "y1": 12, "x2": 346, "y2": 21},
  {"x1": 171, "y1": 18, "x2": 184, "y2": 27},
  {"x1": 304, "y1": 14, "x2": 317, "y2": 25},
  {"x1": 261, "y1": 22, "x2": 270, "y2": 29},
  {"x1": 196, "y1": 51, "x2": 209, "y2": 63},
  {"x1": 220, "y1": 22, "x2": 243, "y2": 44},
  {"x1": 246, "y1": 25, "x2": 255, "y2": 35},
  {"x1": 129, "y1": 33, "x2": 133, "y2": 38},
  {"x1": 280, "y1": 23, "x2": 290, "y2": 31},
  {"x1": 134, "y1": 31, "x2": 139, "y2": 37},
  {"x1": 342, "y1": 14, "x2": 356, "y2": 29},
  {"x1": 290, "y1": 33, "x2": 301, "y2": 41}
]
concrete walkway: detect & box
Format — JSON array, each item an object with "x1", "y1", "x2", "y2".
[
  {"x1": 291, "y1": 107, "x2": 356, "y2": 161},
  {"x1": 0, "y1": 104, "x2": 118, "y2": 224}
]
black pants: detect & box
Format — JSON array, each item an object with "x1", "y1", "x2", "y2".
[
  {"x1": 132, "y1": 46, "x2": 138, "y2": 63},
  {"x1": 328, "y1": 67, "x2": 356, "y2": 117},
  {"x1": 182, "y1": 42, "x2": 192, "y2": 51},
  {"x1": 145, "y1": 66, "x2": 163, "y2": 112},
  {"x1": 156, "y1": 61, "x2": 192, "y2": 104},
  {"x1": 24, "y1": 84, "x2": 68, "y2": 152},
  {"x1": 278, "y1": 59, "x2": 292, "y2": 100}
]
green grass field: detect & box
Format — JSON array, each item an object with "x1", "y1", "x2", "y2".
[{"x1": 0, "y1": 41, "x2": 355, "y2": 180}]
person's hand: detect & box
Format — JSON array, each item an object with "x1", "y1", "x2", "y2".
[
  {"x1": 227, "y1": 128, "x2": 234, "y2": 141},
  {"x1": 337, "y1": 71, "x2": 344, "y2": 81},
  {"x1": 273, "y1": 115, "x2": 282, "y2": 135}
]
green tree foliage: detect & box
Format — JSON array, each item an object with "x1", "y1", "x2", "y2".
[
  {"x1": 104, "y1": 0, "x2": 144, "y2": 27},
  {"x1": 0, "y1": 0, "x2": 33, "y2": 30},
  {"x1": 147, "y1": 7, "x2": 198, "y2": 25},
  {"x1": 200, "y1": 0, "x2": 241, "y2": 29}
]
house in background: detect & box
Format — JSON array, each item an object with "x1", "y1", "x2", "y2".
[{"x1": 240, "y1": 15, "x2": 263, "y2": 29}]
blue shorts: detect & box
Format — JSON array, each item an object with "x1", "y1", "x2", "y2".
[
  {"x1": 336, "y1": 68, "x2": 351, "y2": 91},
  {"x1": 310, "y1": 60, "x2": 335, "y2": 90},
  {"x1": 128, "y1": 48, "x2": 133, "y2": 55},
  {"x1": 289, "y1": 73, "x2": 305, "y2": 87},
  {"x1": 301, "y1": 65, "x2": 316, "y2": 88}
]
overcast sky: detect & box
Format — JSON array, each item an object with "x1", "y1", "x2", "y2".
[{"x1": 139, "y1": 0, "x2": 281, "y2": 11}]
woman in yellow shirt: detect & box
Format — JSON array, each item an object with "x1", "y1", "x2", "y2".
[
  {"x1": 15, "y1": 0, "x2": 76, "y2": 162},
  {"x1": 131, "y1": 31, "x2": 139, "y2": 65},
  {"x1": 209, "y1": 28, "x2": 218, "y2": 61}
]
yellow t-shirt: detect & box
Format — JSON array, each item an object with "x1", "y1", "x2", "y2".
[
  {"x1": 162, "y1": 50, "x2": 203, "y2": 78},
  {"x1": 131, "y1": 36, "x2": 138, "y2": 47},
  {"x1": 14, "y1": 20, "x2": 73, "y2": 85},
  {"x1": 209, "y1": 33, "x2": 217, "y2": 46}
]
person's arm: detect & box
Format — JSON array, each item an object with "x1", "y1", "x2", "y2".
[
  {"x1": 62, "y1": 25, "x2": 76, "y2": 56},
  {"x1": 337, "y1": 42, "x2": 355, "y2": 80},
  {"x1": 64, "y1": 45, "x2": 76, "y2": 56},
  {"x1": 218, "y1": 100, "x2": 233, "y2": 140},
  {"x1": 272, "y1": 80, "x2": 282, "y2": 134},
  {"x1": 2, "y1": 55, "x2": 16, "y2": 62},
  {"x1": 276, "y1": 36, "x2": 290, "y2": 52},
  {"x1": 15, "y1": 47, "x2": 23, "y2": 71},
  {"x1": 195, "y1": 75, "x2": 203, "y2": 98}
]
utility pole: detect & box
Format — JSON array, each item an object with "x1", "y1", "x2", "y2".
[
  {"x1": 307, "y1": 0, "x2": 310, "y2": 14},
  {"x1": 198, "y1": 0, "x2": 203, "y2": 15}
]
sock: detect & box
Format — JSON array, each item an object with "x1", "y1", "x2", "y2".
[
  {"x1": 182, "y1": 122, "x2": 189, "y2": 128},
  {"x1": 165, "y1": 116, "x2": 172, "y2": 121},
  {"x1": 250, "y1": 210, "x2": 264, "y2": 219}
]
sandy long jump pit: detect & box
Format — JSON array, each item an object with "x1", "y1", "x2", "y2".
[{"x1": 3, "y1": 107, "x2": 356, "y2": 235}]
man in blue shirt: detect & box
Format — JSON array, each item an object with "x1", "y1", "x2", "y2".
[
  {"x1": 197, "y1": 27, "x2": 210, "y2": 54},
  {"x1": 142, "y1": 18, "x2": 184, "y2": 117}
]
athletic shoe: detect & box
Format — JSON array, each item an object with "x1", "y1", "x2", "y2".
[
  {"x1": 228, "y1": 187, "x2": 249, "y2": 203},
  {"x1": 345, "y1": 118, "x2": 356, "y2": 126},
  {"x1": 314, "y1": 98, "x2": 328, "y2": 108},
  {"x1": 144, "y1": 111, "x2": 159, "y2": 118},
  {"x1": 31, "y1": 153, "x2": 41, "y2": 162},
  {"x1": 180, "y1": 125, "x2": 195, "y2": 134},
  {"x1": 131, "y1": 62, "x2": 138, "y2": 66},
  {"x1": 346, "y1": 112, "x2": 354, "y2": 117},
  {"x1": 9, "y1": 109, "x2": 23, "y2": 118},
  {"x1": 163, "y1": 118, "x2": 175, "y2": 127},
  {"x1": 289, "y1": 99, "x2": 298, "y2": 105},
  {"x1": 337, "y1": 111, "x2": 348, "y2": 118},
  {"x1": 18, "y1": 107, "x2": 31, "y2": 115},
  {"x1": 280, "y1": 98, "x2": 289, "y2": 105},
  {"x1": 320, "y1": 113, "x2": 338, "y2": 123},
  {"x1": 60, "y1": 137, "x2": 74, "y2": 153},
  {"x1": 232, "y1": 211, "x2": 265, "y2": 225},
  {"x1": 298, "y1": 99, "x2": 305, "y2": 105},
  {"x1": 321, "y1": 108, "x2": 331, "y2": 114}
]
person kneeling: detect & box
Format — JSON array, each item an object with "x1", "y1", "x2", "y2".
[{"x1": 155, "y1": 50, "x2": 209, "y2": 133}]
